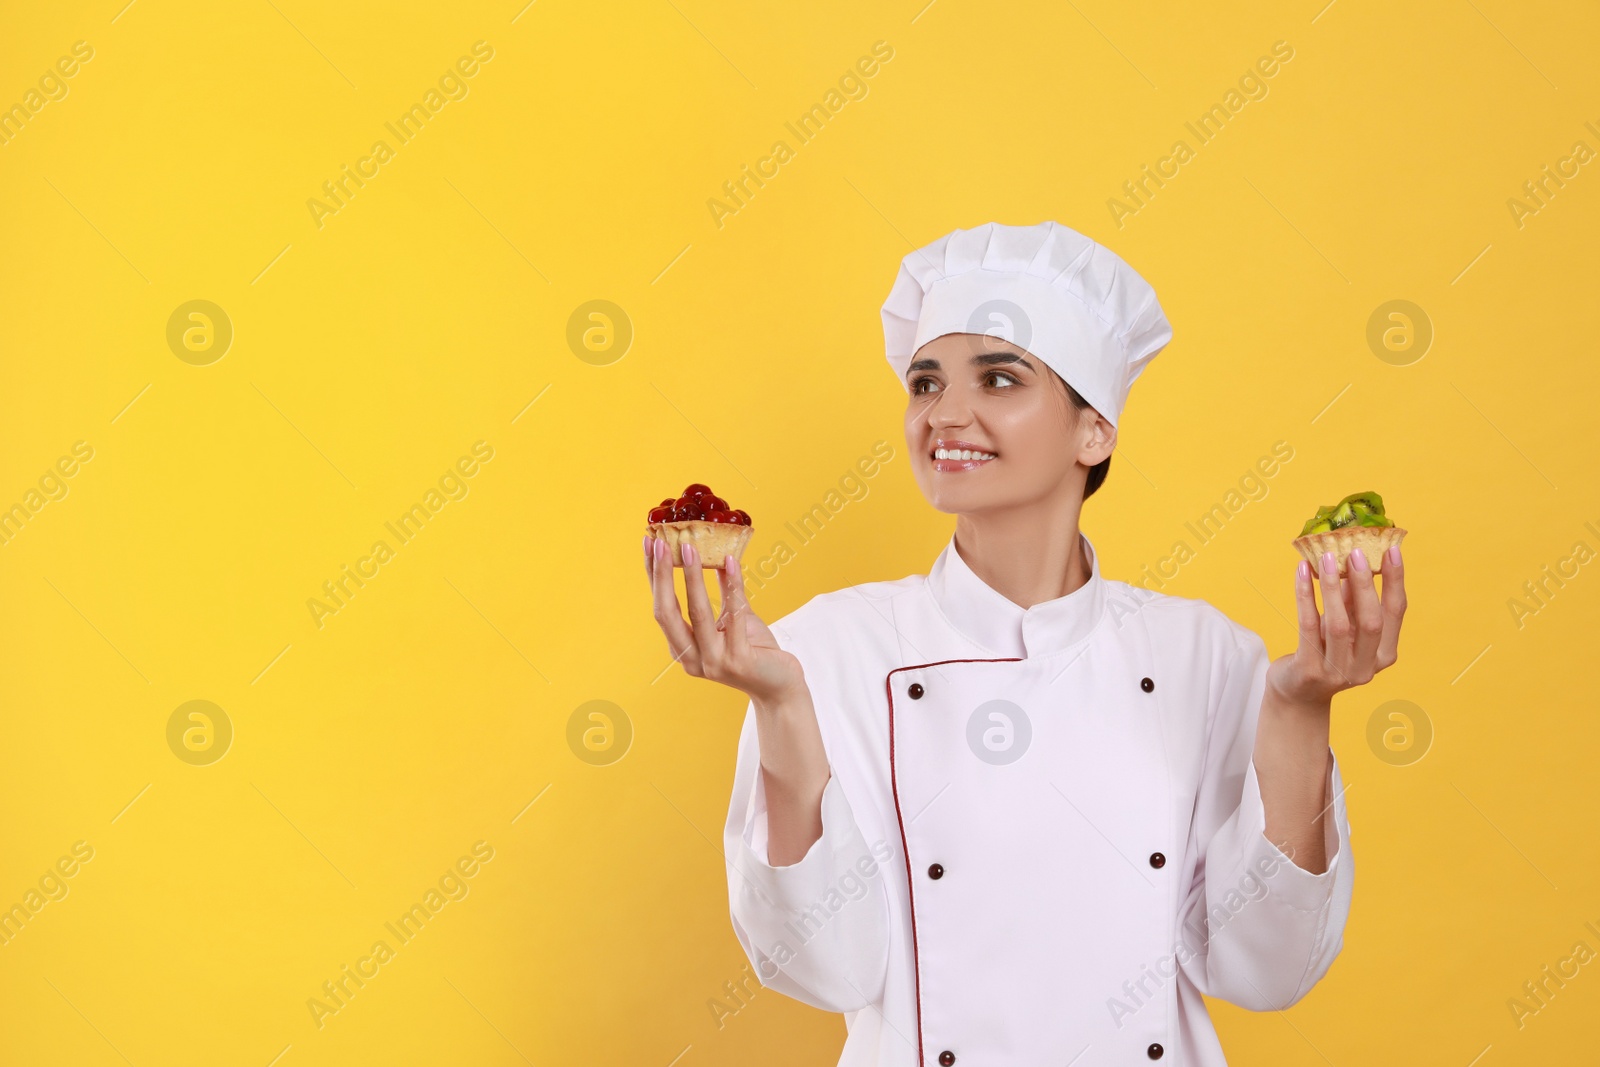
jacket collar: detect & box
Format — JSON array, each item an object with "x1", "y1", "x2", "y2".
[{"x1": 925, "y1": 528, "x2": 1108, "y2": 659}]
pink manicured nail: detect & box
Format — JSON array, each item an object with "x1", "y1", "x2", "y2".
[
  {"x1": 1388, "y1": 544, "x2": 1401, "y2": 565},
  {"x1": 653, "y1": 537, "x2": 665, "y2": 560},
  {"x1": 683, "y1": 544, "x2": 697, "y2": 565},
  {"x1": 1321, "y1": 551, "x2": 1336, "y2": 575},
  {"x1": 1297, "y1": 559, "x2": 1311, "y2": 583},
  {"x1": 1351, "y1": 549, "x2": 1368, "y2": 572}
]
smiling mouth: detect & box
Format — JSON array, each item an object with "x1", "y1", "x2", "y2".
[{"x1": 930, "y1": 443, "x2": 998, "y2": 471}]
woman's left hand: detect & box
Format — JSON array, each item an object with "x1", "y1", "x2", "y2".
[{"x1": 1266, "y1": 544, "x2": 1407, "y2": 709}]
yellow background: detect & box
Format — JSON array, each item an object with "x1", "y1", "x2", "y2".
[{"x1": 2, "y1": 0, "x2": 1597, "y2": 1063}]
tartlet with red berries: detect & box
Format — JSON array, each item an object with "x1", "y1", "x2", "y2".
[{"x1": 646, "y1": 483, "x2": 753, "y2": 569}]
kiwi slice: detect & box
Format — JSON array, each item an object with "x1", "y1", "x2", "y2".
[
  {"x1": 1297, "y1": 491, "x2": 1394, "y2": 536},
  {"x1": 1342, "y1": 491, "x2": 1385, "y2": 516},
  {"x1": 1299, "y1": 505, "x2": 1335, "y2": 536}
]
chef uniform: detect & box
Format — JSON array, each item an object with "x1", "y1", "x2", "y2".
[{"x1": 721, "y1": 222, "x2": 1354, "y2": 1066}]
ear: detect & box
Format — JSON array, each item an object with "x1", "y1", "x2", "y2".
[{"x1": 1077, "y1": 409, "x2": 1116, "y2": 467}]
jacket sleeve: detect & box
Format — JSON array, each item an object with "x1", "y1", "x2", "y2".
[
  {"x1": 1176, "y1": 628, "x2": 1355, "y2": 1010},
  {"x1": 721, "y1": 624, "x2": 892, "y2": 1013}
]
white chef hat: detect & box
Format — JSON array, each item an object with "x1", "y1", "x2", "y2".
[{"x1": 880, "y1": 221, "x2": 1172, "y2": 428}]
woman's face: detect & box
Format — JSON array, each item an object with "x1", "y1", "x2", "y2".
[{"x1": 903, "y1": 333, "x2": 1115, "y2": 516}]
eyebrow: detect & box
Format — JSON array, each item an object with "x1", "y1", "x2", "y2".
[{"x1": 906, "y1": 351, "x2": 1036, "y2": 377}]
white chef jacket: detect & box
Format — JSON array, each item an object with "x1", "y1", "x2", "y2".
[{"x1": 722, "y1": 530, "x2": 1353, "y2": 1066}]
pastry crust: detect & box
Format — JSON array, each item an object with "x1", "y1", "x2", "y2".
[
  {"x1": 1293, "y1": 524, "x2": 1407, "y2": 577},
  {"x1": 647, "y1": 520, "x2": 753, "y2": 569}
]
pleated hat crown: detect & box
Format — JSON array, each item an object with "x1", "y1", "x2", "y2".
[{"x1": 880, "y1": 221, "x2": 1172, "y2": 427}]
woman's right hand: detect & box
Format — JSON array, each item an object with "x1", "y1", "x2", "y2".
[
  {"x1": 645, "y1": 532, "x2": 831, "y2": 866},
  {"x1": 644, "y1": 535, "x2": 807, "y2": 705}
]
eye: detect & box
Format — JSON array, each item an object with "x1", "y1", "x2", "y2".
[
  {"x1": 910, "y1": 375, "x2": 939, "y2": 394},
  {"x1": 987, "y1": 370, "x2": 1020, "y2": 388}
]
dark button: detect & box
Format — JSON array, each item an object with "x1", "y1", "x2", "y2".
[
  {"x1": 1149, "y1": 852, "x2": 1165, "y2": 869},
  {"x1": 908, "y1": 682, "x2": 925, "y2": 700},
  {"x1": 1147, "y1": 1042, "x2": 1164, "y2": 1059},
  {"x1": 928, "y1": 863, "x2": 944, "y2": 880},
  {"x1": 1140, "y1": 677, "x2": 1154, "y2": 692},
  {"x1": 939, "y1": 1053, "x2": 956, "y2": 1066}
]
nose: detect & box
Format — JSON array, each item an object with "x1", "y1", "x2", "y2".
[{"x1": 926, "y1": 380, "x2": 974, "y2": 431}]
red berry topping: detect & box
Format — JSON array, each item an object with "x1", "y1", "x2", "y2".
[{"x1": 651, "y1": 483, "x2": 746, "y2": 524}]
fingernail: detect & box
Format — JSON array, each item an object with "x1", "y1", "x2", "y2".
[
  {"x1": 1321, "y1": 551, "x2": 1336, "y2": 576},
  {"x1": 1388, "y1": 544, "x2": 1401, "y2": 565},
  {"x1": 1351, "y1": 549, "x2": 1368, "y2": 572},
  {"x1": 1297, "y1": 559, "x2": 1311, "y2": 583},
  {"x1": 653, "y1": 537, "x2": 665, "y2": 560},
  {"x1": 725, "y1": 554, "x2": 735, "y2": 571},
  {"x1": 684, "y1": 544, "x2": 697, "y2": 565}
]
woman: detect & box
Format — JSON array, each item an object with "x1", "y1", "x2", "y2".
[{"x1": 644, "y1": 221, "x2": 1403, "y2": 1065}]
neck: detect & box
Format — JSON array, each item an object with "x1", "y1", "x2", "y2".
[{"x1": 952, "y1": 499, "x2": 1090, "y2": 610}]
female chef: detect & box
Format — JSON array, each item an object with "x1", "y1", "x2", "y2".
[{"x1": 644, "y1": 221, "x2": 1404, "y2": 1066}]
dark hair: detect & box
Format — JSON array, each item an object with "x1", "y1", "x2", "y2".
[{"x1": 1053, "y1": 372, "x2": 1110, "y2": 500}]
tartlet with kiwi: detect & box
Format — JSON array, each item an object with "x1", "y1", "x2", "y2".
[{"x1": 1292, "y1": 490, "x2": 1406, "y2": 576}]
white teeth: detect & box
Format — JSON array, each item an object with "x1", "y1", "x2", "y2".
[{"x1": 934, "y1": 448, "x2": 997, "y2": 461}]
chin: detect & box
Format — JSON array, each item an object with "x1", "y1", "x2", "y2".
[{"x1": 922, "y1": 487, "x2": 1003, "y2": 516}]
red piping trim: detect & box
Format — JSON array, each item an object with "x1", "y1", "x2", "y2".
[{"x1": 885, "y1": 656, "x2": 1023, "y2": 1066}]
